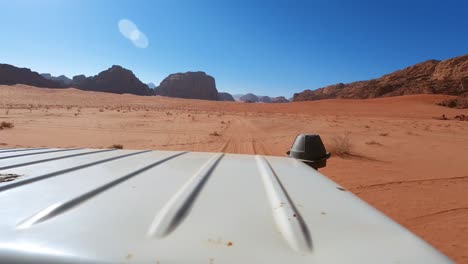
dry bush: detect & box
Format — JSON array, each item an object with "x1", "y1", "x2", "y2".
[
  {"x1": 0, "y1": 121, "x2": 14, "y2": 129},
  {"x1": 432, "y1": 114, "x2": 449, "y2": 120},
  {"x1": 454, "y1": 114, "x2": 467, "y2": 121},
  {"x1": 328, "y1": 133, "x2": 352, "y2": 157},
  {"x1": 209, "y1": 131, "x2": 221, "y2": 136},
  {"x1": 99, "y1": 109, "x2": 104, "y2": 112},
  {"x1": 379, "y1": 132, "x2": 389, "y2": 136},
  {"x1": 110, "y1": 144, "x2": 123, "y2": 149},
  {"x1": 406, "y1": 131, "x2": 420, "y2": 136},
  {"x1": 365, "y1": 140, "x2": 382, "y2": 146}
]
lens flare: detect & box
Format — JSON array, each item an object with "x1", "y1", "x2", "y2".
[{"x1": 118, "y1": 19, "x2": 149, "y2": 48}]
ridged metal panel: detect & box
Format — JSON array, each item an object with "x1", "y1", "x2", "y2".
[{"x1": 0, "y1": 147, "x2": 454, "y2": 263}]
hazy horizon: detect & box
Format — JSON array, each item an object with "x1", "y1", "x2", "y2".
[{"x1": 1, "y1": 0, "x2": 467, "y2": 97}]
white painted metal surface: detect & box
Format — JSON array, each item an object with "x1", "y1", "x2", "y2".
[{"x1": 0, "y1": 147, "x2": 454, "y2": 263}]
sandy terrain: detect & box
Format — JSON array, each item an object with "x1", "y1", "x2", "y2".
[{"x1": 1, "y1": 85, "x2": 468, "y2": 262}]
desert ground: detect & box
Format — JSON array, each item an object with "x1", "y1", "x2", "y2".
[{"x1": 1, "y1": 84, "x2": 468, "y2": 262}]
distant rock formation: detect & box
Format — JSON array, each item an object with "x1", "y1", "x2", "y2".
[
  {"x1": 72, "y1": 65, "x2": 152, "y2": 96},
  {"x1": 272, "y1": 96, "x2": 289, "y2": 103},
  {"x1": 41, "y1": 73, "x2": 73, "y2": 86},
  {"x1": 218, "y1": 92, "x2": 235, "y2": 101},
  {"x1": 156, "y1": 71, "x2": 218, "y2": 100},
  {"x1": 232, "y1": 94, "x2": 244, "y2": 101},
  {"x1": 0, "y1": 64, "x2": 63, "y2": 88},
  {"x1": 233, "y1": 93, "x2": 289, "y2": 103},
  {"x1": 293, "y1": 54, "x2": 468, "y2": 101},
  {"x1": 239, "y1": 93, "x2": 259, "y2": 102},
  {"x1": 258, "y1": 96, "x2": 272, "y2": 103},
  {"x1": 147, "y1": 82, "x2": 156, "y2": 89}
]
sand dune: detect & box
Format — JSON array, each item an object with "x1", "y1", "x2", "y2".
[{"x1": 1, "y1": 85, "x2": 468, "y2": 262}]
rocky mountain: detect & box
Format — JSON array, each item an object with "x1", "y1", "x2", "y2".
[
  {"x1": 294, "y1": 54, "x2": 468, "y2": 101},
  {"x1": 72, "y1": 65, "x2": 152, "y2": 96},
  {"x1": 272, "y1": 96, "x2": 289, "y2": 103},
  {"x1": 217, "y1": 92, "x2": 235, "y2": 101},
  {"x1": 147, "y1": 82, "x2": 156, "y2": 89},
  {"x1": 258, "y1": 96, "x2": 272, "y2": 103},
  {"x1": 0, "y1": 64, "x2": 63, "y2": 88},
  {"x1": 239, "y1": 93, "x2": 259, "y2": 103},
  {"x1": 155, "y1": 71, "x2": 218, "y2": 100},
  {"x1": 41, "y1": 73, "x2": 73, "y2": 86}
]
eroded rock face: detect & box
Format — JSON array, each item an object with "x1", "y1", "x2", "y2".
[
  {"x1": 294, "y1": 55, "x2": 468, "y2": 101},
  {"x1": 72, "y1": 65, "x2": 152, "y2": 96},
  {"x1": 0, "y1": 64, "x2": 63, "y2": 88},
  {"x1": 239, "y1": 93, "x2": 259, "y2": 102},
  {"x1": 217, "y1": 92, "x2": 235, "y2": 101},
  {"x1": 156, "y1": 71, "x2": 218, "y2": 100}
]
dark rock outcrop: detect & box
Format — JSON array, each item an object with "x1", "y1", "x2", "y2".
[
  {"x1": 72, "y1": 65, "x2": 152, "y2": 96},
  {"x1": 438, "y1": 92, "x2": 468, "y2": 109},
  {"x1": 217, "y1": 92, "x2": 235, "y2": 101},
  {"x1": 41, "y1": 73, "x2": 73, "y2": 86},
  {"x1": 258, "y1": 96, "x2": 272, "y2": 103},
  {"x1": 294, "y1": 54, "x2": 468, "y2": 101},
  {"x1": 239, "y1": 93, "x2": 259, "y2": 102},
  {"x1": 272, "y1": 96, "x2": 290, "y2": 103},
  {"x1": 156, "y1": 71, "x2": 218, "y2": 100},
  {"x1": 0, "y1": 64, "x2": 63, "y2": 88}
]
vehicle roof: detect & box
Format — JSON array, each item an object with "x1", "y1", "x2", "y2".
[{"x1": 0, "y1": 147, "x2": 453, "y2": 263}]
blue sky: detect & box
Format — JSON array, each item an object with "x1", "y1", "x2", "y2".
[{"x1": 0, "y1": 0, "x2": 467, "y2": 97}]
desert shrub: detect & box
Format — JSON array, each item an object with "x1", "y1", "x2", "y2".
[
  {"x1": 0, "y1": 121, "x2": 14, "y2": 129},
  {"x1": 379, "y1": 132, "x2": 389, "y2": 136},
  {"x1": 432, "y1": 114, "x2": 449, "y2": 120},
  {"x1": 99, "y1": 109, "x2": 104, "y2": 112},
  {"x1": 328, "y1": 133, "x2": 352, "y2": 157},
  {"x1": 110, "y1": 144, "x2": 123, "y2": 149},
  {"x1": 209, "y1": 131, "x2": 220, "y2": 136},
  {"x1": 365, "y1": 140, "x2": 382, "y2": 146}
]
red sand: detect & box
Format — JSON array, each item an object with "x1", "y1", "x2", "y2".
[{"x1": 1, "y1": 85, "x2": 468, "y2": 262}]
